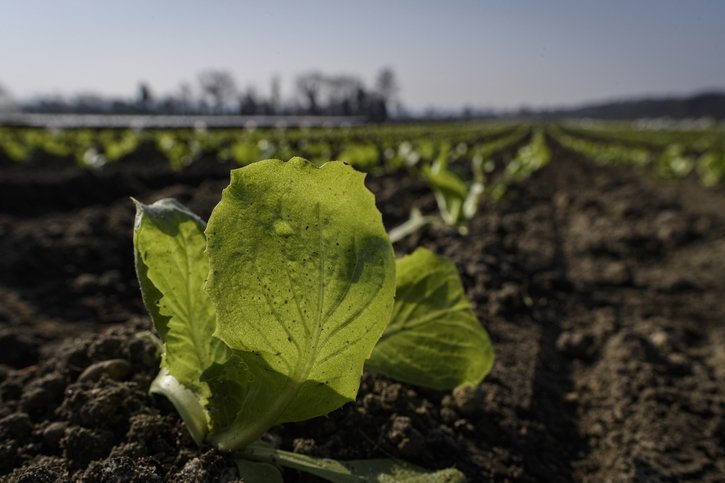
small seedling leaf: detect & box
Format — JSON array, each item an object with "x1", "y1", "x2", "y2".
[
  {"x1": 422, "y1": 164, "x2": 468, "y2": 226},
  {"x1": 133, "y1": 198, "x2": 229, "y2": 400}
]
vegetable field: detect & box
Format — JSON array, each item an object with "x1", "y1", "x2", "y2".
[{"x1": 1, "y1": 121, "x2": 724, "y2": 481}]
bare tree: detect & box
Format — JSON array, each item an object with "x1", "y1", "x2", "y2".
[
  {"x1": 0, "y1": 83, "x2": 14, "y2": 112},
  {"x1": 239, "y1": 87, "x2": 259, "y2": 115},
  {"x1": 326, "y1": 75, "x2": 364, "y2": 115},
  {"x1": 177, "y1": 82, "x2": 194, "y2": 114},
  {"x1": 296, "y1": 72, "x2": 325, "y2": 114},
  {"x1": 137, "y1": 82, "x2": 153, "y2": 111},
  {"x1": 198, "y1": 70, "x2": 238, "y2": 113},
  {"x1": 269, "y1": 75, "x2": 281, "y2": 114},
  {"x1": 375, "y1": 67, "x2": 399, "y2": 110},
  {"x1": 296, "y1": 72, "x2": 371, "y2": 115}
]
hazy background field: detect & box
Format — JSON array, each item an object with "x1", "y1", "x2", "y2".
[{"x1": 1, "y1": 0, "x2": 724, "y2": 122}]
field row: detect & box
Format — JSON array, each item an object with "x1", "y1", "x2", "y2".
[{"x1": 1, "y1": 121, "x2": 723, "y2": 196}]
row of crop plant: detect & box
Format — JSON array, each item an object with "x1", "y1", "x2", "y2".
[
  {"x1": 0, "y1": 122, "x2": 516, "y2": 171},
  {"x1": 549, "y1": 124, "x2": 725, "y2": 187}
]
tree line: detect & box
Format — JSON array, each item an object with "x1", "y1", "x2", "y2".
[{"x1": 0, "y1": 68, "x2": 400, "y2": 122}]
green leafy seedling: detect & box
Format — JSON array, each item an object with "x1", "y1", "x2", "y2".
[
  {"x1": 133, "y1": 157, "x2": 493, "y2": 482},
  {"x1": 389, "y1": 160, "x2": 482, "y2": 243}
]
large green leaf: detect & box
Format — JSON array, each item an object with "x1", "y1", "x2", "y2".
[
  {"x1": 367, "y1": 248, "x2": 494, "y2": 390},
  {"x1": 133, "y1": 199, "x2": 229, "y2": 401},
  {"x1": 204, "y1": 158, "x2": 396, "y2": 450},
  {"x1": 239, "y1": 442, "x2": 467, "y2": 482}
]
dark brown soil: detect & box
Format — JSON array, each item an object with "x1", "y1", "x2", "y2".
[{"x1": 1, "y1": 147, "x2": 724, "y2": 482}]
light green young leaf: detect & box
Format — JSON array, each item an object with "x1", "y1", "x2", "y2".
[
  {"x1": 133, "y1": 199, "x2": 171, "y2": 338},
  {"x1": 462, "y1": 180, "x2": 484, "y2": 222},
  {"x1": 204, "y1": 158, "x2": 396, "y2": 450},
  {"x1": 149, "y1": 368, "x2": 208, "y2": 445},
  {"x1": 367, "y1": 248, "x2": 494, "y2": 390},
  {"x1": 133, "y1": 198, "x2": 229, "y2": 401},
  {"x1": 422, "y1": 164, "x2": 468, "y2": 226},
  {"x1": 422, "y1": 164, "x2": 468, "y2": 201},
  {"x1": 239, "y1": 442, "x2": 467, "y2": 483}
]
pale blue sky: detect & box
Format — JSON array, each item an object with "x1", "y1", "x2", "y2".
[{"x1": 1, "y1": 1, "x2": 724, "y2": 109}]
